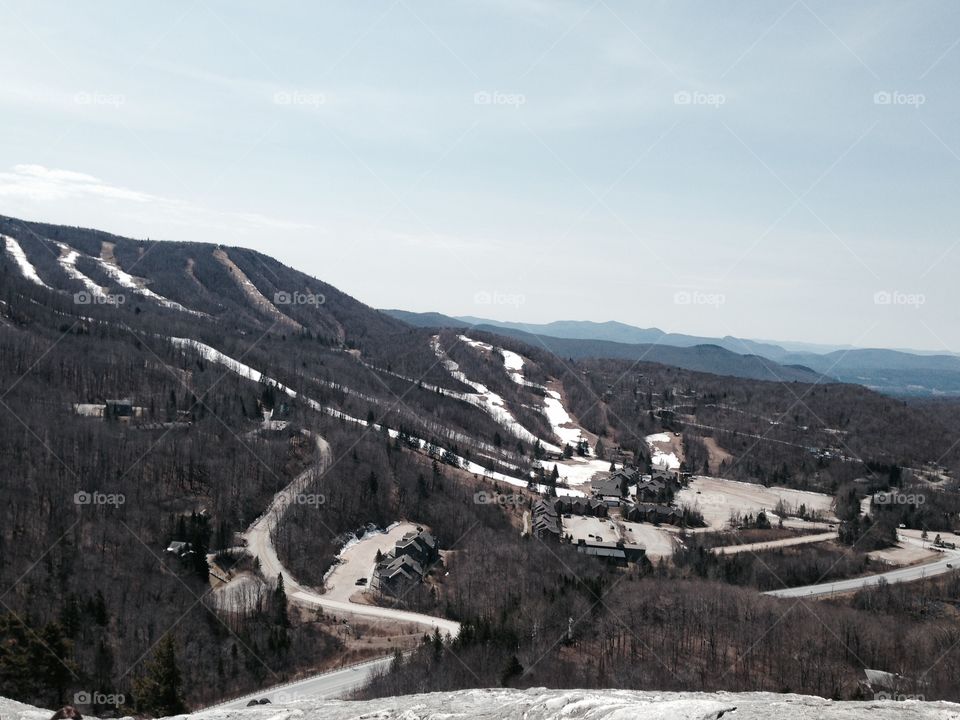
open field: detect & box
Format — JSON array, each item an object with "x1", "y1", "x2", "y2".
[{"x1": 676, "y1": 476, "x2": 836, "y2": 530}]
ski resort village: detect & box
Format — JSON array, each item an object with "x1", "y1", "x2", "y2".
[{"x1": 4, "y1": 218, "x2": 960, "y2": 716}]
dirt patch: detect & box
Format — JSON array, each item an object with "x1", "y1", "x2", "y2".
[
  {"x1": 213, "y1": 247, "x2": 301, "y2": 331},
  {"x1": 701, "y1": 436, "x2": 733, "y2": 474}
]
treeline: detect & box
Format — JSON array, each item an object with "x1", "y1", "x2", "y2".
[
  {"x1": 357, "y1": 531, "x2": 960, "y2": 700},
  {"x1": 559, "y1": 357, "x2": 960, "y2": 494},
  {"x1": 671, "y1": 541, "x2": 875, "y2": 591},
  {"x1": 0, "y1": 321, "x2": 346, "y2": 710},
  {"x1": 274, "y1": 425, "x2": 515, "y2": 588}
]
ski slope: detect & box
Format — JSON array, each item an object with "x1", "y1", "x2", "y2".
[{"x1": 2, "y1": 235, "x2": 48, "y2": 287}]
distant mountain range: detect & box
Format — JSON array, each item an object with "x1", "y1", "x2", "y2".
[{"x1": 383, "y1": 311, "x2": 960, "y2": 396}]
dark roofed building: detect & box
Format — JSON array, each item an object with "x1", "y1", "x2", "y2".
[
  {"x1": 394, "y1": 528, "x2": 439, "y2": 567},
  {"x1": 373, "y1": 527, "x2": 440, "y2": 597},
  {"x1": 624, "y1": 502, "x2": 681, "y2": 526},
  {"x1": 532, "y1": 499, "x2": 562, "y2": 540},
  {"x1": 575, "y1": 539, "x2": 645, "y2": 565}
]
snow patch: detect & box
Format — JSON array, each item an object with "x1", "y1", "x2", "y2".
[
  {"x1": 432, "y1": 336, "x2": 558, "y2": 451},
  {"x1": 56, "y1": 243, "x2": 106, "y2": 298},
  {"x1": 2, "y1": 235, "x2": 48, "y2": 287},
  {"x1": 94, "y1": 254, "x2": 203, "y2": 315},
  {"x1": 646, "y1": 432, "x2": 680, "y2": 470},
  {"x1": 170, "y1": 337, "x2": 585, "y2": 497},
  {"x1": 543, "y1": 388, "x2": 584, "y2": 448}
]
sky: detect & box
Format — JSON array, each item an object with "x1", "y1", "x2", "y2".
[{"x1": 1, "y1": 1, "x2": 959, "y2": 352}]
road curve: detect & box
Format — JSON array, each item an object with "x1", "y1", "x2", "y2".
[
  {"x1": 204, "y1": 656, "x2": 393, "y2": 711},
  {"x1": 764, "y1": 535, "x2": 960, "y2": 599},
  {"x1": 241, "y1": 432, "x2": 461, "y2": 637}
]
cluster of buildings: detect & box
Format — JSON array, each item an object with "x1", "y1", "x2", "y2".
[
  {"x1": 623, "y1": 502, "x2": 681, "y2": 525},
  {"x1": 586, "y1": 465, "x2": 690, "y2": 526},
  {"x1": 525, "y1": 462, "x2": 694, "y2": 564},
  {"x1": 592, "y1": 467, "x2": 684, "y2": 506},
  {"x1": 372, "y1": 527, "x2": 439, "y2": 597},
  {"x1": 529, "y1": 497, "x2": 646, "y2": 565}
]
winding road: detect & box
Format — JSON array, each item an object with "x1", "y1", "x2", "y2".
[
  {"x1": 206, "y1": 656, "x2": 394, "y2": 710},
  {"x1": 764, "y1": 533, "x2": 960, "y2": 598},
  {"x1": 242, "y1": 431, "x2": 460, "y2": 637}
]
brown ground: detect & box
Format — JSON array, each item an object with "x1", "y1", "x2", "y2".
[{"x1": 701, "y1": 436, "x2": 733, "y2": 474}]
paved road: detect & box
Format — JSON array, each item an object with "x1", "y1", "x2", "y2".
[
  {"x1": 241, "y1": 432, "x2": 460, "y2": 637},
  {"x1": 205, "y1": 656, "x2": 393, "y2": 710},
  {"x1": 764, "y1": 535, "x2": 960, "y2": 598}
]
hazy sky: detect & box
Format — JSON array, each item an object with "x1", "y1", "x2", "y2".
[{"x1": 1, "y1": 1, "x2": 958, "y2": 351}]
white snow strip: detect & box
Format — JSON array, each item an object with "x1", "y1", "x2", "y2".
[
  {"x1": 2, "y1": 235, "x2": 48, "y2": 287},
  {"x1": 170, "y1": 337, "x2": 585, "y2": 498},
  {"x1": 543, "y1": 388, "x2": 584, "y2": 448},
  {"x1": 432, "y1": 336, "x2": 559, "y2": 451},
  {"x1": 94, "y1": 255, "x2": 203, "y2": 316},
  {"x1": 456, "y1": 335, "x2": 602, "y2": 485},
  {"x1": 56, "y1": 242, "x2": 106, "y2": 298},
  {"x1": 460, "y1": 335, "x2": 541, "y2": 389}
]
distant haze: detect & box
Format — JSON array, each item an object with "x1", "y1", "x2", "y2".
[{"x1": 1, "y1": 2, "x2": 957, "y2": 351}]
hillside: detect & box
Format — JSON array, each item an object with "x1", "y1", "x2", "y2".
[
  {"x1": 385, "y1": 310, "x2": 960, "y2": 396},
  {"x1": 3, "y1": 216, "x2": 960, "y2": 711},
  {"x1": 383, "y1": 311, "x2": 825, "y2": 384}
]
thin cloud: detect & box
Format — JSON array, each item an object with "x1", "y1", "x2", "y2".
[{"x1": 0, "y1": 163, "x2": 314, "y2": 231}]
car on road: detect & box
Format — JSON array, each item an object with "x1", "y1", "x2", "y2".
[{"x1": 355, "y1": 577, "x2": 368, "y2": 585}]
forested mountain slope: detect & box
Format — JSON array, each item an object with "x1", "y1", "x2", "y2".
[{"x1": 3, "y1": 216, "x2": 960, "y2": 710}]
